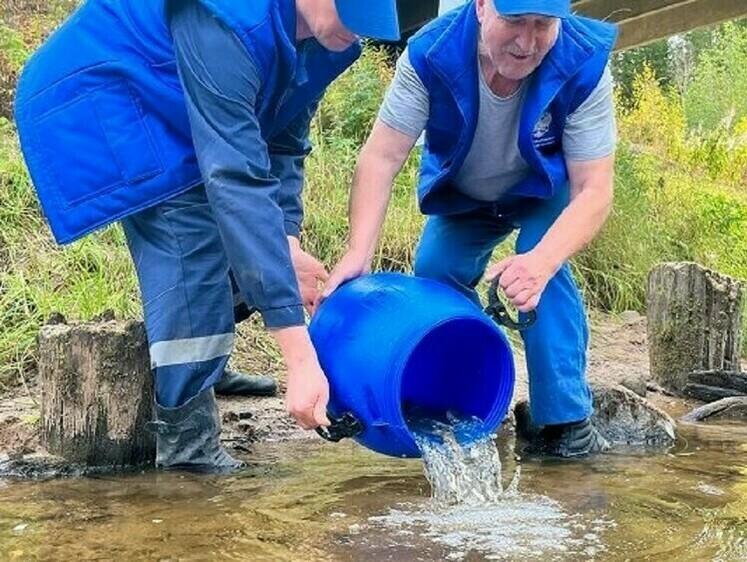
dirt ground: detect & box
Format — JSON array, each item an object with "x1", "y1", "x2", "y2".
[{"x1": 0, "y1": 309, "x2": 709, "y2": 462}]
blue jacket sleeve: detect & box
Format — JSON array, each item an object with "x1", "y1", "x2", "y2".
[
  {"x1": 267, "y1": 98, "x2": 320, "y2": 238},
  {"x1": 169, "y1": 0, "x2": 304, "y2": 329}
]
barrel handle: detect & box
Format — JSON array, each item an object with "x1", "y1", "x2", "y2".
[
  {"x1": 485, "y1": 278, "x2": 537, "y2": 331},
  {"x1": 315, "y1": 412, "x2": 364, "y2": 443}
]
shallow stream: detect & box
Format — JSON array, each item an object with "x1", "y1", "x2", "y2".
[{"x1": 1, "y1": 422, "x2": 747, "y2": 561}]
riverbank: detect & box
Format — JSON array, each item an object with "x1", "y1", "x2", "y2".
[{"x1": 0, "y1": 310, "x2": 705, "y2": 467}]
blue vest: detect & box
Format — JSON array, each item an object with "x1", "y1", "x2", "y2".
[
  {"x1": 14, "y1": 0, "x2": 360, "y2": 244},
  {"x1": 408, "y1": 2, "x2": 617, "y2": 215}
]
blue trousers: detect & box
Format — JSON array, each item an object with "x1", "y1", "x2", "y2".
[
  {"x1": 414, "y1": 186, "x2": 592, "y2": 426},
  {"x1": 122, "y1": 185, "x2": 247, "y2": 408}
]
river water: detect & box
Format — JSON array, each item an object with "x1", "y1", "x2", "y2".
[{"x1": 1, "y1": 421, "x2": 747, "y2": 561}]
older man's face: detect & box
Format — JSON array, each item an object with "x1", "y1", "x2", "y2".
[{"x1": 476, "y1": 0, "x2": 560, "y2": 81}]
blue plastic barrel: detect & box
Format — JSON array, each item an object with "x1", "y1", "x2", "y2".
[{"x1": 309, "y1": 273, "x2": 515, "y2": 458}]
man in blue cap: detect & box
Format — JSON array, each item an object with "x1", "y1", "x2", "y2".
[
  {"x1": 323, "y1": 0, "x2": 617, "y2": 457},
  {"x1": 14, "y1": 0, "x2": 399, "y2": 472}
]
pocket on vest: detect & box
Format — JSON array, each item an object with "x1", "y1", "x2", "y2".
[{"x1": 30, "y1": 77, "x2": 163, "y2": 210}]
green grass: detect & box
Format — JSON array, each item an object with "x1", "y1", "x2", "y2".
[{"x1": 0, "y1": 118, "x2": 139, "y2": 387}]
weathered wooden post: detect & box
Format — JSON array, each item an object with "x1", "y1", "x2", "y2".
[
  {"x1": 646, "y1": 262, "x2": 744, "y2": 394},
  {"x1": 38, "y1": 318, "x2": 155, "y2": 466}
]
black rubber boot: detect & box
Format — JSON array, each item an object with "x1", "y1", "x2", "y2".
[
  {"x1": 213, "y1": 369, "x2": 277, "y2": 397},
  {"x1": 530, "y1": 418, "x2": 610, "y2": 458},
  {"x1": 148, "y1": 387, "x2": 245, "y2": 473}
]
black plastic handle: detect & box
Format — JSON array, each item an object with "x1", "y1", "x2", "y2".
[
  {"x1": 484, "y1": 278, "x2": 537, "y2": 330},
  {"x1": 315, "y1": 412, "x2": 364, "y2": 443}
]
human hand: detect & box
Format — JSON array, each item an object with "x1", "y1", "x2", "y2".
[
  {"x1": 285, "y1": 354, "x2": 331, "y2": 430},
  {"x1": 288, "y1": 237, "x2": 329, "y2": 314},
  {"x1": 272, "y1": 325, "x2": 331, "y2": 430},
  {"x1": 313, "y1": 250, "x2": 371, "y2": 314},
  {"x1": 484, "y1": 251, "x2": 559, "y2": 313}
]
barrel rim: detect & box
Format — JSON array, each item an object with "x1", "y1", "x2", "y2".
[{"x1": 385, "y1": 312, "x2": 517, "y2": 455}]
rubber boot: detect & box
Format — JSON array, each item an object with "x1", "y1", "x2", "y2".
[
  {"x1": 530, "y1": 418, "x2": 610, "y2": 459},
  {"x1": 214, "y1": 369, "x2": 277, "y2": 397},
  {"x1": 148, "y1": 387, "x2": 245, "y2": 472}
]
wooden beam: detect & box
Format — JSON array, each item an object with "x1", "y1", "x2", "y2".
[
  {"x1": 573, "y1": 0, "x2": 747, "y2": 50},
  {"x1": 616, "y1": 0, "x2": 747, "y2": 49},
  {"x1": 572, "y1": 0, "x2": 690, "y2": 23}
]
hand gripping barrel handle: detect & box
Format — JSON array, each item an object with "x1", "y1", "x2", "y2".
[
  {"x1": 316, "y1": 412, "x2": 364, "y2": 443},
  {"x1": 484, "y1": 278, "x2": 537, "y2": 331}
]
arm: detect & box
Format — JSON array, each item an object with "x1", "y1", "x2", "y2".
[
  {"x1": 170, "y1": 1, "x2": 328, "y2": 428},
  {"x1": 317, "y1": 119, "x2": 417, "y2": 302},
  {"x1": 268, "y1": 99, "x2": 320, "y2": 239},
  {"x1": 487, "y1": 155, "x2": 614, "y2": 312},
  {"x1": 268, "y1": 101, "x2": 331, "y2": 312},
  {"x1": 348, "y1": 120, "x2": 417, "y2": 262},
  {"x1": 318, "y1": 48, "x2": 428, "y2": 303},
  {"x1": 534, "y1": 156, "x2": 614, "y2": 264},
  {"x1": 487, "y1": 65, "x2": 616, "y2": 312}
]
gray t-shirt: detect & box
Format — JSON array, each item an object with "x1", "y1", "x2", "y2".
[{"x1": 378, "y1": 47, "x2": 616, "y2": 202}]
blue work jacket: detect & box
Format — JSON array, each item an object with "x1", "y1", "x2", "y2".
[{"x1": 14, "y1": 0, "x2": 360, "y2": 244}]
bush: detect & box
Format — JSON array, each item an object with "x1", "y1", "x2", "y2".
[
  {"x1": 580, "y1": 67, "x2": 747, "y2": 336},
  {"x1": 684, "y1": 23, "x2": 747, "y2": 131}
]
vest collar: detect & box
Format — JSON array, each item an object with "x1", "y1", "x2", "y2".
[
  {"x1": 425, "y1": 4, "x2": 607, "y2": 93},
  {"x1": 422, "y1": 4, "x2": 608, "y2": 186}
]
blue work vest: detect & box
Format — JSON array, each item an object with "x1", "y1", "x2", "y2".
[
  {"x1": 14, "y1": 0, "x2": 360, "y2": 244},
  {"x1": 408, "y1": 2, "x2": 617, "y2": 215}
]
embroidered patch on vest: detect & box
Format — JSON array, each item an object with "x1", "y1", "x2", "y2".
[{"x1": 533, "y1": 111, "x2": 557, "y2": 148}]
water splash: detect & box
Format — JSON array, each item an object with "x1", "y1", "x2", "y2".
[
  {"x1": 364, "y1": 414, "x2": 614, "y2": 560},
  {"x1": 410, "y1": 415, "x2": 511, "y2": 505},
  {"x1": 369, "y1": 497, "x2": 614, "y2": 561}
]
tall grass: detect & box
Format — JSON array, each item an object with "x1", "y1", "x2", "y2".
[
  {"x1": 0, "y1": 0, "x2": 78, "y2": 118},
  {"x1": 307, "y1": 48, "x2": 425, "y2": 272},
  {"x1": 0, "y1": 118, "x2": 139, "y2": 387}
]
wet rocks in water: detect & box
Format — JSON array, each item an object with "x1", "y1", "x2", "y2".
[
  {"x1": 683, "y1": 384, "x2": 745, "y2": 403},
  {"x1": 590, "y1": 384, "x2": 676, "y2": 446},
  {"x1": 688, "y1": 370, "x2": 747, "y2": 394},
  {"x1": 514, "y1": 383, "x2": 676, "y2": 449},
  {"x1": 0, "y1": 452, "x2": 99, "y2": 479},
  {"x1": 680, "y1": 370, "x2": 747, "y2": 422},
  {"x1": 681, "y1": 397, "x2": 747, "y2": 422}
]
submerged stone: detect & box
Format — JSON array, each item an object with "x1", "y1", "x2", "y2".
[
  {"x1": 590, "y1": 384, "x2": 676, "y2": 446},
  {"x1": 514, "y1": 383, "x2": 676, "y2": 449},
  {"x1": 681, "y1": 396, "x2": 747, "y2": 422}
]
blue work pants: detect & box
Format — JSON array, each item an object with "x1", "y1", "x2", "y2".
[
  {"x1": 414, "y1": 185, "x2": 592, "y2": 426},
  {"x1": 122, "y1": 185, "x2": 247, "y2": 408}
]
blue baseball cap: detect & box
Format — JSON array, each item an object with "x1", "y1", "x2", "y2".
[
  {"x1": 493, "y1": 0, "x2": 570, "y2": 18},
  {"x1": 334, "y1": 0, "x2": 401, "y2": 41}
]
